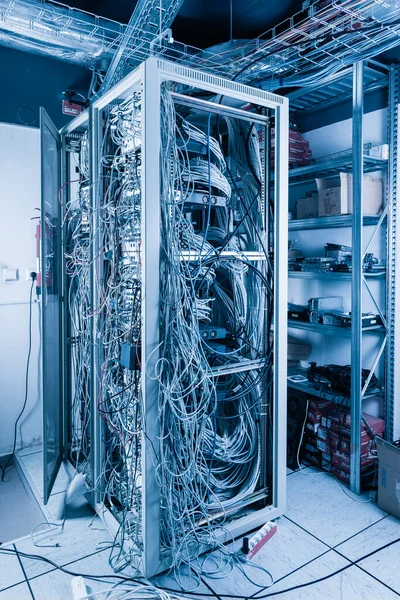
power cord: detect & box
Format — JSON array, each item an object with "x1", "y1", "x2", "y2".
[{"x1": 1, "y1": 272, "x2": 36, "y2": 481}]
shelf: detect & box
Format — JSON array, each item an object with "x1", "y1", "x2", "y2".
[
  {"x1": 287, "y1": 367, "x2": 383, "y2": 407},
  {"x1": 287, "y1": 319, "x2": 385, "y2": 337},
  {"x1": 289, "y1": 271, "x2": 386, "y2": 281},
  {"x1": 287, "y1": 155, "x2": 387, "y2": 186},
  {"x1": 287, "y1": 63, "x2": 389, "y2": 116},
  {"x1": 289, "y1": 214, "x2": 383, "y2": 231}
]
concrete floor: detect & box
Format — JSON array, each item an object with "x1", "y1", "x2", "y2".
[{"x1": 0, "y1": 460, "x2": 44, "y2": 544}]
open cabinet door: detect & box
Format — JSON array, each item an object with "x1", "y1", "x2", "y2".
[{"x1": 40, "y1": 108, "x2": 63, "y2": 503}]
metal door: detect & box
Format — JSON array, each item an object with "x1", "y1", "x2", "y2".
[{"x1": 40, "y1": 108, "x2": 63, "y2": 503}]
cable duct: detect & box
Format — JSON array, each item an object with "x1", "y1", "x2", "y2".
[{"x1": 0, "y1": 0, "x2": 125, "y2": 69}]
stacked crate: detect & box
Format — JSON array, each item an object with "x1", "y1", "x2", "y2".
[
  {"x1": 302, "y1": 398, "x2": 384, "y2": 484},
  {"x1": 271, "y1": 127, "x2": 312, "y2": 167}
]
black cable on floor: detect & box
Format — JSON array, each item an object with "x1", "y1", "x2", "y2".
[
  {"x1": 1, "y1": 535, "x2": 400, "y2": 600},
  {"x1": 13, "y1": 543, "x2": 36, "y2": 600},
  {"x1": 1, "y1": 274, "x2": 36, "y2": 481}
]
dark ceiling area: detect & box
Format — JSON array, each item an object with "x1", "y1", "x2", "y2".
[
  {"x1": 0, "y1": 0, "x2": 399, "y2": 129},
  {"x1": 62, "y1": 0, "x2": 305, "y2": 48},
  {"x1": 0, "y1": 0, "x2": 306, "y2": 129}
]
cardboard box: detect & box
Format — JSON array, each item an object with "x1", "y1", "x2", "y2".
[
  {"x1": 296, "y1": 196, "x2": 318, "y2": 220},
  {"x1": 308, "y1": 399, "x2": 331, "y2": 412},
  {"x1": 306, "y1": 421, "x2": 320, "y2": 434},
  {"x1": 331, "y1": 451, "x2": 376, "y2": 473},
  {"x1": 376, "y1": 437, "x2": 400, "y2": 519},
  {"x1": 317, "y1": 173, "x2": 383, "y2": 217},
  {"x1": 322, "y1": 412, "x2": 385, "y2": 436}
]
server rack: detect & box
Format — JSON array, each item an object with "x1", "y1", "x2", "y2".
[{"x1": 40, "y1": 57, "x2": 288, "y2": 577}]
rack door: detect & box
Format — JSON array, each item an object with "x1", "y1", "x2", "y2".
[{"x1": 40, "y1": 108, "x2": 63, "y2": 503}]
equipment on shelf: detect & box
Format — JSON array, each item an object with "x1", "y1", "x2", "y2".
[
  {"x1": 307, "y1": 362, "x2": 380, "y2": 397},
  {"x1": 288, "y1": 302, "x2": 310, "y2": 322},
  {"x1": 288, "y1": 239, "x2": 384, "y2": 274},
  {"x1": 340, "y1": 313, "x2": 383, "y2": 328},
  {"x1": 288, "y1": 240, "x2": 304, "y2": 271},
  {"x1": 288, "y1": 294, "x2": 384, "y2": 331}
]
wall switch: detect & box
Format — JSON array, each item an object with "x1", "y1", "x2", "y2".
[{"x1": 3, "y1": 268, "x2": 19, "y2": 282}]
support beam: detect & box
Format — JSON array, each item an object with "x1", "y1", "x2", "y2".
[
  {"x1": 350, "y1": 61, "x2": 364, "y2": 494},
  {"x1": 387, "y1": 65, "x2": 400, "y2": 441},
  {"x1": 99, "y1": 0, "x2": 184, "y2": 94}
]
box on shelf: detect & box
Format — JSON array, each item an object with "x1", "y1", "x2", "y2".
[
  {"x1": 271, "y1": 126, "x2": 312, "y2": 167},
  {"x1": 316, "y1": 173, "x2": 383, "y2": 217},
  {"x1": 296, "y1": 195, "x2": 318, "y2": 220},
  {"x1": 321, "y1": 412, "x2": 385, "y2": 435},
  {"x1": 368, "y1": 144, "x2": 389, "y2": 160},
  {"x1": 376, "y1": 437, "x2": 400, "y2": 519}
]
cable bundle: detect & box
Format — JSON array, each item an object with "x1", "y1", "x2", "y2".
[
  {"x1": 66, "y1": 86, "x2": 274, "y2": 580},
  {"x1": 96, "y1": 94, "x2": 144, "y2": 569},
  {"x1": 156, "y1": 87, "x2": 274, "y2": 573},
  {"x1": 65, "y1": 133, "x2": 92, "y2": 473}
]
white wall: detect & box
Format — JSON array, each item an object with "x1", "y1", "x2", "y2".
[
  {"x1": 0, "y1": 123, "x2": 42, "y2": 456},
  {"x1": 289, "y1": 108, "x2": 388, "y2": 418}
]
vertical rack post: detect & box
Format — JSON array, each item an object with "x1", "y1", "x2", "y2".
[
  {"x1": 273, "y1": 98, "x2": 289, "y2": 512},
  {"x1": 89, "y1": 106, "x2": 104, "y2": 506},
  {"x1": 141, "y1": 59, "x2": 162, "y2": 577},
  {"x1": 387, "y1": 65, "x2": 400, "y2": 441},
  {"x1": 350, "y1": 61, "x2": 364, "y2": 494},
  {"x1": 61, "y1": 134, "x2": 69, "y2": 461}
]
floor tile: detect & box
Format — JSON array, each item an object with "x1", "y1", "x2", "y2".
[
  {"x1": 286, "y1": 468, "x2": 387, "y2": 547},
  {"x1": 336, "y1": 515, "x2": 400, "y2": 561},
  {"x1": 16, "y1": 513, "x2": 111, "y2": 579},
  {"x1": 198, "y1": 516, "x2": 330, "y2": 597},
  {"x1": 266, "y1": 550, "x2": 398, "y2": 600},
  {"x1": 0, "y1": 549, "x2": 25, "y2": 590},
  {"x1": 0, "y1": 582, "x2": 33, "y2": 599},
  {"x1": 357, "y1": 539, "x2": 400, "y2": 594},
  {"x1": 0, "y1": 467, "x2": 44, "y2": 543},
  {"x1": 28, "y1": 548, "x2": 129, "y2": 600}
]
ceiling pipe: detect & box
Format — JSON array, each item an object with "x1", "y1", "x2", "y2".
[{"x1": 0, "y1": 0, "x2": 125, "y2": 69}]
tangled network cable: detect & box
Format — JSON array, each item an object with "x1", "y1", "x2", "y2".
[
  {"x1": 65, "y1": 133, "x2": 92, "y2": 474},
  {"x1": 67, "y1": 85, "x2": 275, "y2": 582},
  {"x1": 96, "y1": 93, "x2": 144, "y2": 571},
  {"x1": 156, "y1": 86, "x2": 274, "y2": 574}
]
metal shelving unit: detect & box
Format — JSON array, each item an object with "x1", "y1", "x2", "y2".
[
  {"x1": 286, "y1": 60, "x2": 399, "y2": 494},
  {"x1": 287, "y1": 320, "x2": 385, "y2": 338},
  {"x1": 287, "y1": 368, "x2": 383, "y2": 409},
  {"x1": 289, "y1": 215, "x2": 382, "y2": 231},
  {"x1": 288, "y1": 271, "x2": 385, "y2": 281},
  {"x1": 287, "y1": 155, "x2": 387, "y2": 186}
]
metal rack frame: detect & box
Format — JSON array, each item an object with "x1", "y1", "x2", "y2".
[
  {"x1": 286, "y1": 59, "x2": 399, "y2": 494},
  {"x1": 41, "y1": 57, "x2": 289, "y2": 577}
]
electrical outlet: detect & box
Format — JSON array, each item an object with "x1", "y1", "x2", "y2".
[{"x1": 25, "y1": 269, "x2": 36, "y2": 281}]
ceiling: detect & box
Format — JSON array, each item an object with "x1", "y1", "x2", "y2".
[
  {"x1": 0, "y1": 0, "x2": 398, "y2": 129},
  {"x1": 62, "y1": 0, "x2": 304, "y2": 48}
]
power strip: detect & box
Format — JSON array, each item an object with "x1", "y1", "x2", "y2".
[{"x1": 243, "y1": 521, "x2": 277, "y2": 560}]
